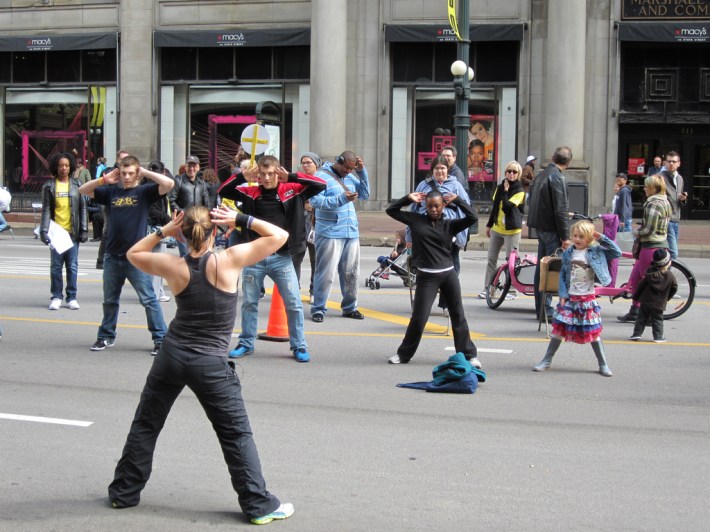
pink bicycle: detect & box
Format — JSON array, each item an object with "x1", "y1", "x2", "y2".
[{"x1": 485, "y1": 240, "x2": 696, "y2": 320}]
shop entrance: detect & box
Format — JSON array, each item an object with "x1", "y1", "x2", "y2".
[{"x1": 619, "y1": 124, "x2": 710, "y2": 220}]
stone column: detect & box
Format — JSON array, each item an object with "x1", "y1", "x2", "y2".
[
  {"x1": 543, "y1": 0, "x2": 586, "y2": 165},
  {"x1": 118, "y1": 0, "x2": 155, "y2": 161},
  {"x1": 310, "y1": 0, "x2": 348, "y2": 158}
]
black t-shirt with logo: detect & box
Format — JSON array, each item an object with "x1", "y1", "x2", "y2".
[{"x1": 94, "y1": 183, "x2": 160, "y2": 255}]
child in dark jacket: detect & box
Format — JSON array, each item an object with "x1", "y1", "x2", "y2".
[{"x1": 629, "y1": 248, "x2": 677, "y2": 343}]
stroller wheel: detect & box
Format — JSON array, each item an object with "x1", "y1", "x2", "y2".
[
  {"x1": 369, "y1": 281, "x2": 376, "y2": 290},
  {"x1": 365, "y1": 278, "x2": 370, "y2": 288},
  {"x1": 375, "y1": 281, "x2": 381, "y2": 290}
]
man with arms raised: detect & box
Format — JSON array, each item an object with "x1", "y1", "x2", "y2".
[{"x1": 79, "y1": 156, "x2": 174, "y2": 356}]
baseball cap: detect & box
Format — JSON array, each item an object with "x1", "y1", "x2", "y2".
[
  {"x1": 526, "y1": 155, "x2": 537, "y2": 163},
  {"x1": 185, "y1": 155, "x2": 200, "y2": 165}
]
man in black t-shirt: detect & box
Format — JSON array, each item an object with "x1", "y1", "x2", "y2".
[{"x1": 79, "y1": 156, "x2": 175, "y2": 355}]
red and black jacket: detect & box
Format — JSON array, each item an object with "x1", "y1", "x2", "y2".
[{"x1": 218, "y1": 171, "x2": 326, "y2": 256}]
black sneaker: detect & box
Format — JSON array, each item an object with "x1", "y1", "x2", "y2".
[
  {"x1": 91, "y1": 338, "x2": 115, "y2": 351},
  {"x1": 150, "y1": 342, "x2": 162, "y2": 356}
]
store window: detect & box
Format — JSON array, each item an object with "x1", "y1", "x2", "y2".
[
  {"x1": 0, "y1": 53, "x2": 11, "y2": 83},
  {"x1": 160, "y1": 46, "x2": 309, "y2": 83},
  {"x1": 3, "y1": 49, "x2": 115, "y2": 84},
  {"x1": 4, "y1": 102, "x2": 88, "y2": 194},
  {"x1": 48, "y1": 51, "x2": 81, "y2": 83},
  {"x1": 391, "y1": 41, "x2": 518, "y2": 84},
  {"x1": 12, "y1": 52, "x2": 44, "y2": 83}
]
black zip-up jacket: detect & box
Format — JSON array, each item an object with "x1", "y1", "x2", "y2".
[
  {"x1": 386, "y1": 195, "x2": 476, "y2": 270},
  {"x1": 168, "y1": 173, "x2": 209, "y2": 211},
  {"x1": 527, "y1": 163, "x2": 570, "y2": 241},
  {"x1": 218, "y1": 171, "x2": 326, "y2": 257},
  {"x1": 40, "y1": 177, "x2": 88, "y2": 240}
]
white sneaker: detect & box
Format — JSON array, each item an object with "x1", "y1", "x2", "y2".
[
  {"x1": 49, "y1": 298, "x2": 62, "y2": 310},
  {"x1": 388, "y1": 354, "x2": 401, "y2": 364},
  {"x1": 505, "y1": 293, "x2": 517, "y2": 300},
  {"x1": 158, "y1": 295, "x2": 171, "y2": 302},
  {"x1": 470, "y1": 357, "x2": 482, "y2": 369},
  {"x1": 67, "y1": 300, "x2": 80, "y2": 310},
  {"x1": 477, "y1": 291, "x2": 487, "y2": 299}
]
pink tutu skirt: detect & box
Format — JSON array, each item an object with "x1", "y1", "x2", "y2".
[{"x1": 551, "y1": 294, "x2": 602, "y2": 344}]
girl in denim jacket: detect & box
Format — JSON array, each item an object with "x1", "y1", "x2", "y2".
[{"x1": 533, "y1": 220, "x2": 621, "y2": 376}]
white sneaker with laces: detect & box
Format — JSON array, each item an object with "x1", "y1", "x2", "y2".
[
  {"x1": 388, "y1": 354, "x2": 401, "y2": 364},
  {"x1": 49, "y1": 298, "x2": 62, "y2": 310},
  {"x1": 67, "y1": 300, "x2": 80, "y2": 310},
  {"x1": 477, "y1": 291, "x2": 487, "y2": 299}
]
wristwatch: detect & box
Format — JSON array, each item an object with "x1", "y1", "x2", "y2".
[{"x1": 155, "y1": 227, "x2": 164, "y2": 238}]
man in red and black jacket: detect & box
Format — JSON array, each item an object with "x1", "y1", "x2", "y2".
[{"x1": 217, "y1": 155, "x2": 326, "y2": 363}]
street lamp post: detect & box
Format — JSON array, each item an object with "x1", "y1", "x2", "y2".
[{"x1": 451, "y1": 0, "x2": 471, "y2": 175}]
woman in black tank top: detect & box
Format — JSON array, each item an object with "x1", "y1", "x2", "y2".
[{"x1": 108, "y1": 206, "x2": 295, "y2": 525}]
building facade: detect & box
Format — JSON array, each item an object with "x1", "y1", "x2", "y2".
[{"x1": 1, "y1": 0, "x2": 709, "y2": 219}]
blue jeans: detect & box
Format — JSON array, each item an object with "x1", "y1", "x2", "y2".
[
  {"x1": 617, "y1": 218, "x2": 632, "y2": 233},
  {"x1": 533, "y1": 230, "x2": 561, "y2": 318},
  {"x1": 667, "y1": 221, "x2": 679, "y2": 259},
  {"x1": 50, "y1": 240, "x2": 80, "y2": 301},
  {"x1": 98, "y1": 253, "x2": 167, "y2": 343},
  {"x1": 312, "y1": 235, "x2": 360, "y2": 315},
  {"x1": 0, "y1": 210, "x2": 7, "y2": 232},
  {"x1": 238, "y1": 252, "x2": 306, "y2": 352}
]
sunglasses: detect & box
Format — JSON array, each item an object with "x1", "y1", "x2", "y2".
[{"x1": 506, "y1": 169, "x2": 519, "y2": 174}]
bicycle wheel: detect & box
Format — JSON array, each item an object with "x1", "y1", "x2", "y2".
[
  {"x1": 663, "y1": 260, "x2": 696, "y2": 320},
  {"x1": 486, "y1": 265, "x2": 510, "y2": 309}
]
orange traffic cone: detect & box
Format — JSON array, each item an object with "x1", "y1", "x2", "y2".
[{"x1": 258, "y1": 285, "x2": 290, "y2": 342}]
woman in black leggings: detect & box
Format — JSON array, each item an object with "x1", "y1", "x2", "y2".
[
  {"x1": 386, "y1": 189, "x2": 480, "y2": 367},
  {"x1": 108, "y1": 206, "x2": 294, "y2": 525}
]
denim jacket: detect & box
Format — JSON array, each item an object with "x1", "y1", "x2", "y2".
[{"x1": 558, "y1": 234, "x2": 621, "y2": 299}]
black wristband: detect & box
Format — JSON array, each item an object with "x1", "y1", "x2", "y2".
[
  {"x1": 235, "y1": 213, "x2": 254, "y2": 229},
  {"x1": 155, "y1": 227, "x2": 164, "y2": 238}
]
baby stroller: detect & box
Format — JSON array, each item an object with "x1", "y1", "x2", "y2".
[{"x1": 365, "y1": 229, "x2": 416, "y2": 289}]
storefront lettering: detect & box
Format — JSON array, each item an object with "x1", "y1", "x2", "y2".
[
  {"x1": 623, "y1": 0, "x2": 710, "y2": 19},
  {"x1": 217, "y1": 33, "x2": 246, "y2": 46},
  {"x1": 27, "y1": 38, "x2": 52, "y2": 46}
]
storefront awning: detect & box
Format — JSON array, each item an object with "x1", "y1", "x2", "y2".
[
  {"x1": 154, "y1": 28, "x2": 310, "y2": 48},
  {"x1": 0, "y1": 33, "x2": 117, "y2": 52},
  {"x1": 618, "y1": 22, "x2": 710, "y2": 43},
  {"x1": 384, "y1": 24, "x2": 524, "y2": 43}
]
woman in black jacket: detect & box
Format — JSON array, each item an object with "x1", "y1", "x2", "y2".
[
  {"x1": 386, "y1": 189, "x2": 480, "y2": 367},
  {"x1": 479, "y1": 160, "x2": 526, "y2": 299},
  {"x1": 40, "y1": 152, "x2": 88, "y2": 310}
]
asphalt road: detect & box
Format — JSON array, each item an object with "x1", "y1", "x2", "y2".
[{"x1": 1, "y1": 237, "x2": 709, "y2": 531}]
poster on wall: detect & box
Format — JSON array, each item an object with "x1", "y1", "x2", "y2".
[{"x1": 467, "y1": 114, "x2": 496, "y2": 201}]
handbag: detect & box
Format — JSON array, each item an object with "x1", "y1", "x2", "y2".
[
  {"x1": 539, "y1": 254, "x2": 562, "y2": 293},
  {"x1": 631, "y1": 236, "x2": 641, "y2": 260}
]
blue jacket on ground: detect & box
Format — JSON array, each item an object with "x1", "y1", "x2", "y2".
[
  {"x1": 311, "y1": 161, "x2": 369, "y2": 239},
  {"x1": 558, "y1": 235, "x2": 622, "y2": 299}
]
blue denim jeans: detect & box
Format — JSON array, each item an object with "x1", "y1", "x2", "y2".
[
  {"x1": 533, "y1": 230, "x2": 561, "y2": 318},
  {"x1": 312, "y1": 235, "x2": 360, "y2": 315},
  {"x1": 98, "y1": 253, "x2": 167, "y2": 343},
  {"x1": 50, "y1": 240, "x2": 79, "y2": 301},
  {"x1": 667, "y1": 221, "x2": 679, "y2": 259},
  {"x1": 0, "y1": 210, "x2": 7, "y2": 232},
  {"x1": 238, "y1": 252, "x2": 306, "y2": 352}
]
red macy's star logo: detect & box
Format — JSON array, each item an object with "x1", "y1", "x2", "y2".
[{"x1": 675, "y1": 29, "x2": 681, "y2": 35}]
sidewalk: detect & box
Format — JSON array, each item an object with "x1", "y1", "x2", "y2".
[{"x1": 4, "y1": 210, "x2": 709, "y2": 258}]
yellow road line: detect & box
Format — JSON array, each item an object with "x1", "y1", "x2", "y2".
[{"x1": 2, "y1": 315, "x2": 708, "y2": 347}]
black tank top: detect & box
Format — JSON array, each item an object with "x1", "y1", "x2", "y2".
[{"x1": 164, "y1": 251, "x2": 238, "y2": 356}]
